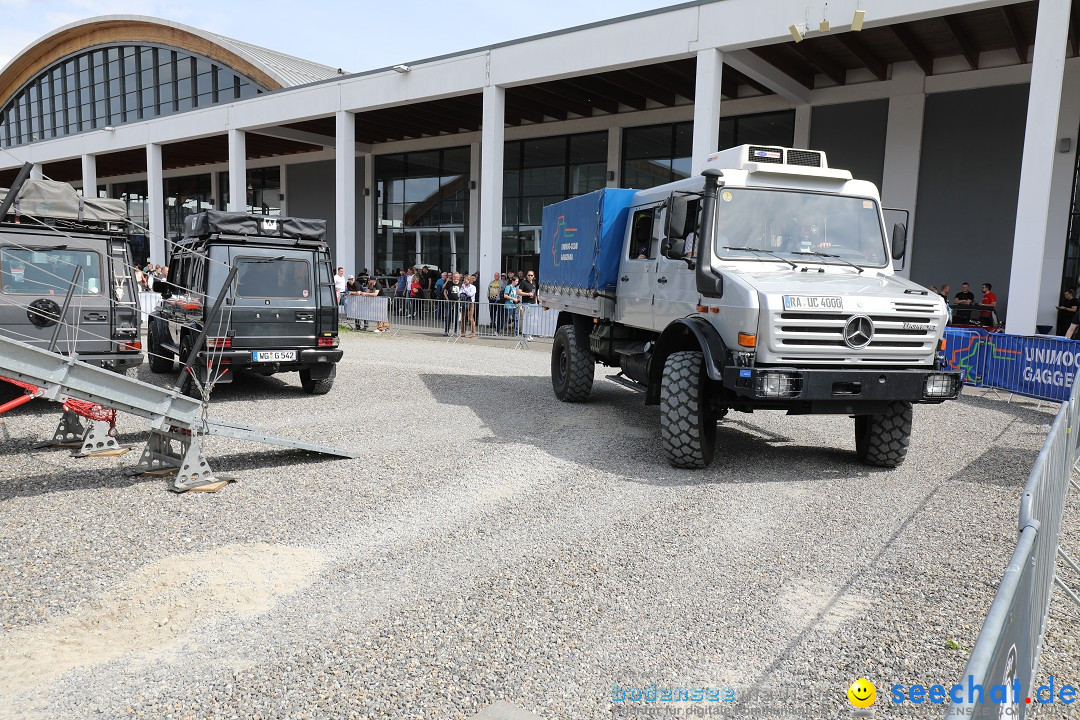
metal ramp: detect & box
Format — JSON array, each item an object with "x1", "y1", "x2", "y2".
[{"x1": 0, "y1": 334, "x2": 358, "y2": 491}]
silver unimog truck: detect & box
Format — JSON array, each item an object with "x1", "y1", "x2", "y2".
[{"x1": 540, "y1": 144, "x2": 961, "y2": 469}]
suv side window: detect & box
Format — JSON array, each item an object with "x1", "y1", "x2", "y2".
[{"x1": 629, "y1": 208, "x2": 658, "y2": 260}]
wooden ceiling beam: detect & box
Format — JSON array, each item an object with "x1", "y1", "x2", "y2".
[
  {"x1": 1000, "y1": 6, "x2": 1028, "y2": 63},
  {"x1": 564, "y1": 76, "x2": 647, "y2": 111},
  {"x1": 511, "y1": 85, "x2": 595, "y2": 118},
  {"x1": 628, "y1": 62, "x2": 695, "y2": 101},
  {"x1": 618, "y1": 68, "x2": 678, "y2": 106},
  {"x1": 536, "y1": 80, "x2": 619, "y2": 114},
  {"x1": 506, "y1": 94, "x2": 567, "y2": 122},
  {"x1": 835, "y1": 33, "x2": 888, "y2": 81},
  {"x1": 942, "y1": 15, "x2": 979, "y2": 70},
  {"x1": 889, "y1": 24, "x2": 934, "y2": 76},
  {"x1": 788, "y1": 41, "x2": 848, "y2": 86}
]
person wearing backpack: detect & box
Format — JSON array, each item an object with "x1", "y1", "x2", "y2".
[
  {"x1": 487, "y1": 271, "x2": 503, "y2": 333},
  {"x1": 443, "y1": 272, "x2": 462, "y2": 336}
]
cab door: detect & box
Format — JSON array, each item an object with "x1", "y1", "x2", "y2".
[
  {"x1": 615, "y1": 205, "x2": 661, "y2": 329},
  {"x1": 655, "y1": 197, "x2": 701, "y2": 324}
]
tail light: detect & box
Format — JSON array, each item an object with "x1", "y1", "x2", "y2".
[
  {"x1": 207, "y1": 337, "x2": 232, "y2": 349},
  {"x1": 317, "y1": 336, "x2": 338, "y2": 348},
  {"x1": 117, "y1": 341, "x2": 142, "y2": 352}
]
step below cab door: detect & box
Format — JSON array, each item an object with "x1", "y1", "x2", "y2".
[{"x1": 615, "y1": 205, "x2": 662, "y2": 330}]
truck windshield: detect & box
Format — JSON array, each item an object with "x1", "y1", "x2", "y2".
[{"x1": 713, "y1": 188, "x2": 888, "y2": 267}]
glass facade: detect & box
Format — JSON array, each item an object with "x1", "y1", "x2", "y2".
[
  {"x1": 164, "y1": 174, "x2": 212, "y2": 240},
  {"x1": 502, "y1": 131, "x2": 607, "y2": 272},
  {"x1": 217, "y1": 167, "x2": 282, "y2": 215},
  {"x1": 0, "y1": 43, "x2": 265, "y2": 147},
  {"x1": 621, "y1": 111, "x2": 796, "y2": 189},
  {"x1": 112, "y1": 181, "x2": 150, "y2": 267},
  {"x1": 375, "y1": 147, "x2": 470, "y2": 274}
]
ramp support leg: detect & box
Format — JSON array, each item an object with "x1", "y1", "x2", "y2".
[
  {"x1": 42, "y1": 409, "x2": 88, "y2": 448},
  {"x1": 128, "y1": 426, "x2": 226, "y2": 492},
  {"x1": 73, "y1": 419, "x2": 126, "y2": 458}
]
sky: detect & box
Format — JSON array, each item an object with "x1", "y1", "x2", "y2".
[{"x1": 0, "y1": 0, "x2": 690, "y2": 73}]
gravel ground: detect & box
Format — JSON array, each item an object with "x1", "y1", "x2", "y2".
[{"x1": 0, "y1": 331, "x2": 1077, "y2": 720}]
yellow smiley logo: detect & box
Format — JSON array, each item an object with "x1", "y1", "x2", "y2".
[{"x1": 847, "y1": 678, "x2": 876, "y2": 708}]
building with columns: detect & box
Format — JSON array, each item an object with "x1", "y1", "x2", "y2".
[{"x1": 0, "y1": 1, "x2": 1076, "y2": 334}]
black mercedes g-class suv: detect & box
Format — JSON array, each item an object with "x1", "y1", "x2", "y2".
[
  {"x1": 0, "y1": 178, "x2": 142, "y2": 371},
  {"x1": 147, "y1": 211, "x2": 341, "y2": 395}
]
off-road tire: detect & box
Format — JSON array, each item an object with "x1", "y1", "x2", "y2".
[
  {"x1": 660, "y1": 350, "x2": 717, "y2": 469},
  {"x1": 146, "y1": 318, "x2": 173, "y2": 373},
  {"x1": 300, "y1": 368, "x2": 335, "y2": 395},
  {"x1": 854, "y1": 401, "x2": 912, "y2": 468},
  {"x1": 177, "y1": 335, "x2": 201, "y2": 399},
  {"x1": 551, "y1": 325, "x2": 594, "y2": 402}
]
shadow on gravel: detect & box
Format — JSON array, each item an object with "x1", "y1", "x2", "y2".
[
  {"x1": 421, "y1": 373, "x2": 874, "y2": 484},
  {"x1": 948, "y1": 444, "x2": 1039, "y2": 488}
]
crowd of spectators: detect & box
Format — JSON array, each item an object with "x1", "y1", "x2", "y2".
[
  {"x1": 136, "y1": 263, "x2": 168, "y2": 291},
  {"x1": 336, "y1": 265, "x2": 540, "y2": 339},
  {"x1": 927, "y1": 281, "x2": 998, "y2": 327}
]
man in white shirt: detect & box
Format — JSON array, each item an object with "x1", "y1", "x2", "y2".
[{"x1": 334, "y1": 267, "x2": 348, "y2": 305}]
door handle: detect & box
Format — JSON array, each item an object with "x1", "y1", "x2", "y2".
[
  {"x1": 657, "y1": 277, "x2": 668, "y2": 284},
  {"x1": 82, "y1": 311, "x2": 107, "y2": 322},
  {"x1": 620, "y1": 276, "x2": 630, "y2": 282}
]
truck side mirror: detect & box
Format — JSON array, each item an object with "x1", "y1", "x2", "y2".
[
  {"x1": 891, "y1": 222, "x2": 907, "y2": 260},
  {"x1": 666, "y1": 194, "x2": 688, "y2": 239}
]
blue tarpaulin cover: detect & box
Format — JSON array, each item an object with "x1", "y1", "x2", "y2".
[{"x1": 540, "y1": 188, "x2": 637, "y2": 294}]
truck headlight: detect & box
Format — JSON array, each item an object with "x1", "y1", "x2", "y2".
[
  {"x1": 924, "y1": 373, "x2": 959, "y2": 398},
  {"x1": 755, "y1": 371, "x2": 801, "y2": 399}
]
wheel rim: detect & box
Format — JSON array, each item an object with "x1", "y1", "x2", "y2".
[{"x1": 558, "y1": 348, "x2": 568, "y2": 382}]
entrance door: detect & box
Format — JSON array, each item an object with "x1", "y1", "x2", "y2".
[{"x1": 615, "y1": 205, "x2": 661, "y2": 329}]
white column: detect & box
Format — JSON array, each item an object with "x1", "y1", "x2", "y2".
[
  {"x1": 81, "y1": 154, "x2": 97, "y2": 198},
  {"x1": 1006, "y1": 0, "x2": 1071, "y2": 335},
  {"x1": 29, "y1": 164, "x2": 42, "y2": 180},
  {"x1": 210, "y1": 170, "x2": 220, "y2": 211},
  {"x1": 880, "y1": 93, "x2": 925, "y2": 280},
  {"x1": 794, "y1": 105, "x2": 812, "y2": 148},
  {"x1": 478, "y1": 84, "x2": 505, "y2": 286},
  {"x1": 335, "y1": 110, "x2": 357, "y2": 272},
  {"x1": 146, "y1": 143, "x2": 165, "y2": 263},
  {"x1": 227, "y1": 128, "x2": 246, "y2": 212},
  {"x1": 691, "y1": 48, "x2": 724, "y2": 175},
  {"x1": 606, "y1": 126, "x2": 620, "y2": 187},
  {"x1": 469, "y1": 142, "x2": 481, "y2": 273},
  {"x1": 362, "y1": 151, "x2": 375, "y2": 273},
  {"x1": 278, "y1": 162, "x2": 287, "y2": 216},
  {"x1": 1038, "y1": 61, "x2": 1080, "y2": 329}
]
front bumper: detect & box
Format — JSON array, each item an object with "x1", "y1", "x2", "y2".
[{"x1": 722, "y1": 366, "x2": 962, "y2": 413}]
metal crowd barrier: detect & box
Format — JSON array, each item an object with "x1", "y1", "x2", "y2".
[
  {"x1": 945, "y1": 381, "x2": 1080, "y2": 719},
  {"x1": 138, "y1": 290, "x2": 162, "y2": 318},
  {"x1": 341, "y1": 294, "x2": 556, "y2": 345}
]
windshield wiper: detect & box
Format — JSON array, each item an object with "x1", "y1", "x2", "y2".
[
  {"x1": 792, "y1": 250, "x2": 864, "y2": 274},
  {"x1": 722, "y1": 246, "x2": 797, "y2": 270}
]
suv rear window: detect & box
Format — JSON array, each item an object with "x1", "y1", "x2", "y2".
[
  {"x1": 234, "y1": 257, "x2": 311, "y2": 299},
  {"x1": 0, "y1": 247, "x2": 103, "y2": 295}
]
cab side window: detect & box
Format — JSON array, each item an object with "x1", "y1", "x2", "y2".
[{"x1": 629, "y1": 208, "x2": 657, "y2": 260}]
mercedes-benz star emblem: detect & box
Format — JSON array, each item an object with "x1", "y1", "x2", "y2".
[{"x1": 844, "y1": 315, "x2": 874, "y2": 349}]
